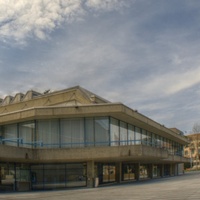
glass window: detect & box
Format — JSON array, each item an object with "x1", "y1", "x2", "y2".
[
  {"x1": 166, "y1": 139, "x2": 170, "y2": 149},
  {"x1": 128, "y1": 124, "x2": 135, "y2": 145},
  {"x1": 135, "y1": 127, "x2": 141, "y2": 144},
  {"x1": 174, "y1": 142, "x2": 179, "y2": 155},
  {"x1": 141, "y1": 129, "x2": 147, "y2": 145},
  {"x1": 43, "y1": 164, "x2": 66, "y2": 189},
  {"x1": 95, "y1": 117, "x2": 109, "y2": 146},
  {"x1": 16, "y1": 164, "x2": 30, "y2": 182},
  {"x1": 31, "y1": 165, "x2": 44, "y2": 190},
  {"x1": 152, "y1": 133, "x2": 155, "y2": 147},
  {"x1": 98, "y1": 163, "x2": 116, "y2": 184},
  {"x1": 85, "y1": 118, "x2": 95, "y2": 146},
  {"x1": 120, "y1": 121, "x2": 127, "y2": 145},
  {"x1": 160, "y1": 136, "x2": 164, "y2": 148},
  {"x1": 155, "y1": 134, "x2": 160, "y2": 147},
  {"x1": 158, "y1": 136, "x2": 162, "y2": 147},
  {"x1": 19, "y1": 122, "x2": 35, "y2": 148},
  {"x1": 122, "y1": 164, "x2": 136, "y2": 181},
  {"x1": 71, "y1": 118, "x2": 84, "y2": 147},
  {"x1": 147, "y1": 131, "x2": 152, "y2": 146},
  {"x1": 110, "y1": 118, "x2": 119, "y2": 146},
  {"x1": 3, "y1": 124, "x2": 18, "y2": 146},
  {"x1": 169, "y1": 140, "x2": 173, "y2": 154},
  {"x1": 60, "y1": 118, "x2": 84, "y2": 148},
  {"x1": 60, "y1": 119, "x2": 72, "y2": 147},
  {"x1": 163, "y1": 137, "x2": 167, "y2": 149},
  {"x1": 153, "y1": 164, "x2": 161, "y2": 177},
  {"x1": 0, "y1": 163, "x2": 15, "y2": 185},
  {"x1": 140, "y1": 164, "x2": 149, "y2": 179},
  {"x1": 37, "y1": 119, "x2": 59, "y2": 148}
]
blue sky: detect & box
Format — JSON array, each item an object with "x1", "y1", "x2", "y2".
[{"x1": 0, "y1": 0, "x2": 200, "y2": 133}]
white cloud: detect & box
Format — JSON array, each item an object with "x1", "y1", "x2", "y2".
[
  {"x1": 0, "y1": 0, "x2": 130, "y2": 43},
  {"x1": 146, "y1": 68, "x2": 200, "y2": 96},
  {"x1": 1, "y1": 0, "x2": 200, "y2": 133},
  {"x1": 85, "y1": 0, "x2": 129, "y2": 11}
]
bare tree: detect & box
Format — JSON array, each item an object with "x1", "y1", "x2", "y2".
[
  {"x1": 192, "y1": 122, "x2": 200, "y2": 133},
  {"x1": 190, "y1": 122, "x2": 200, "y2": 169}
]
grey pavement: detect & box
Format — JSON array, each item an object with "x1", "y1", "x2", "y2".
[{"x1": 1, "y1": 171, "x2": 200, "y2": 200}]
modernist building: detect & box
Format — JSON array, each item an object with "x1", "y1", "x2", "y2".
[
  {"x1": 184, "y1": 133, "x2": 200, "y2": 169},
  {"x1": 0, "y1": 86, "x2": 189, "y2": 192}
]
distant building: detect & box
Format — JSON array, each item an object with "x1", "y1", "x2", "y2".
[
  {"x1": 184, "y1": 133, "x2": 200, "y2": 169},
  {"x1": 0, "y1": 86, "x2": 189, "y2": 192}
]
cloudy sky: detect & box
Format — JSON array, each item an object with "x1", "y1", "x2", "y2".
[{"x1": 0, "y1": 0, "x2": 200, "y2": 133}]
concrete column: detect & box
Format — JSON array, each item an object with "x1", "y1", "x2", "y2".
[
  {"x1": 161, "y1": 164, "x2": 164, "y2": 177},
  {"x1": 116, "y1": 162, "x2": 122, "y2": 183},
  {"x1": 149, "y1": 164, "x2": 154, "y2": 179},
  {"x1": 169, "y1": 164, "x2": 173, "y2": 176},
  {"x1": 135, "y1": 163, "x2": 140, "y2": 181},
  {"x1": 170, "y1": 164, "x2": 175, "y2": 176},
  {"x1": 87, "y1": 161, "x2": 95, "y2": 188},
  {"x1": 174, "y1": 164, "x2": 178, "y2": 176}
]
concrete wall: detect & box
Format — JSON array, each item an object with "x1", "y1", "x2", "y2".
[
  {"x1": 0, "y1": 144, "x2": 187, "y2": 164},
  {"x1": 0, "y1": 145, "x2": 34, "y2": 162}
]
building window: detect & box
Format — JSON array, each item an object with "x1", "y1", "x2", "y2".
[
  {"x1": 0, "y1": 116, "x2": 185, "y2": 156},
  {"x1": 60, "y1": 118, "x2": 84, "y2": 148},
  {"x1": 37, "y1": 119, "x2": 59, "y2": 148},
  {"x1": 152, "y1": 133, "x2": 156, "y2": 147},
  {"x1": 120, "y1": 121, "x2": 128, "y2": 146},
  {"x1": 3, "y1": 124, "x2": 18, "y2": 147},
  {"x1": 96, "y1": 163, "x2": 116, "y2": 184},
  {"x1": 19, "y1": 122, "x2": 35, "y2": 148},
  {"x1": 95, "y1": 117, "x2": 109, "y2": 146},
  {"x1": 85, "y1": 118, "x2": 95, "y2": 146},
  {"x1": 122, "y1": 164, "x2": 136, "y2": 181},
  {"x1": 147, "y1": 131, "x2": 152, "y2": 146},
  {"x1": 141, "y1": 129, "x2": 147, "y2": 145},
  {"x1": 135, "y1": 127, "x2": 141, "y2": 144},
  {"x1": 128, "y1": 124, "x2": 135, "y2": 145},
  {"x1": 140, "y1": 165, "x2": 149, "y2": 179},
  {"x1": 110, "y1": 118, "x2": 120, "y2": 146},
  {"x1": 31, "y1": 163, "x2": 86, "y2": 190}
]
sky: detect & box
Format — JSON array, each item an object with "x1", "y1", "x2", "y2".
[{"x1": 0, "y1": 0, "x2": 200, "y2": 134}]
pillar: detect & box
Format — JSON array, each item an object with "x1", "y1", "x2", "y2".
[
  {"x1": 116, "y1": 162, "x2": 122, "y2": 183},
  {"x1": 149, "y1": 164, "x2": 154, "y2": 179},
  {"x1": 170, "y1": 164, "x2": 175, "y2": 176},
  {"x1": 161, "y1": 164, "x2": 164, "y2": 177},
  {"x1": 87, "y1": 161, "x2": 95, "y2": 188},
  {"x1": 169, "y1": 164, "x2": 173, "y2": 176},
  {"x1": 135, "y1": 163, "x2": 140, "y2": 181},
  {"x1": 174, "y1": 164, "x2": 178, "y2": 176}
]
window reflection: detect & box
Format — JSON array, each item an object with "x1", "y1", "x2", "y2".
[
  {"x1": 0, "y1": 117, "x2": 184, "y2": 156},
  {"x1": 19, "y1": 122, "x2": 35, "y2": 148}
]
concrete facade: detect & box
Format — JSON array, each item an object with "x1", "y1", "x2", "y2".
[{"x1": 0, "y1": 86, "x2": 189, "y2": 192}]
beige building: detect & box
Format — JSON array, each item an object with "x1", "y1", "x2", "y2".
[
  {"x1": 0, "y1": 86, "x2": 189, "y2": 192},
  {"x1": 184, "y1": 133, "x2": 200, "y2": 169}
]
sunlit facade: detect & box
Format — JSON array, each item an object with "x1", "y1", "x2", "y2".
[{"x1": 0, "y1": 86, "x2": 189, "y2": 192}]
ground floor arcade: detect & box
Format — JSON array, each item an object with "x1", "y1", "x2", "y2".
[{"x1": 0, "y1": 161, "x2": 182, "y2": 192}]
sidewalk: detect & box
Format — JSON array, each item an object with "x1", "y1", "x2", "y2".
[{"x1": 0, "y1": 172, "x2": 200, "y2": 200}]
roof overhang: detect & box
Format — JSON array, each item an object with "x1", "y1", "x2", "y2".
[{"x1": 0, "y1": 103, "x2": 189, "y2": 145}]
